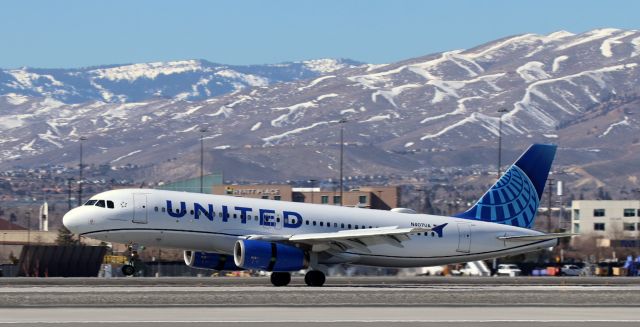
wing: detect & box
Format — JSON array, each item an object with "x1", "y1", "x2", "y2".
[{"x1": 246, "y1": 223, "x2": 447, "y2": 253}]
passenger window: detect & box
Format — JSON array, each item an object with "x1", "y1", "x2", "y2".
[
  {"x1": 190, "y1": 210, "x2": 194, "y2": 215},
  {"x1": 84, "y1": 200, "x2": 97, "y2": 206},
  {"x1": 334, "y1": 223, "x2": 338, "y2": 228},
  {"x1": 431, "y1": 232, "x2": 435, "y2": 237},
  {"x1": 255, "y1": 216, "x2": 259, "y2": 221},
  {"x1": 341, "y1": 223, "x2": 345, "y2": 228},
  {"x1": 348, "y1": 224, "x2": 352, "y2": 229},
  {"x1": 233, "y1": 214, "x2": 237, "y2": 219},
  {"x1": 162, "y1": 207, "x2": 166, "y2": 212},
  {"x1": 219, "y1": 212, "x2": 223, "y2": 218},
  {"x1": 95, "y1": 200, "x2": 105, "y2": 208},
  {"x1": 154, "y1": 206, "x2": 159, "y2": 212},
  {"x1": 276, "y1": 218, "x2": 280, "y2": 222},
  {"x1": 355, "y1": 225, "x2": 358, "y2": 229},
  {"x1": 320, "y1": 222, "x2": 324, "y2": 227},
  {"x1": 107, "y1": 201, "x2": 115, "y2": 209},
  {"x1": 313, "y1": 221, "x2": 317, "y2": 226},
  {"x1": 306, "y1": 220, "x2": 309, "y2": 225}
]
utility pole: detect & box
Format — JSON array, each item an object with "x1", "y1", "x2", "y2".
[
  {"x1": 67, "y1": 178, "x2": 74, "y2": 211},
  {"x1": 199, "y1": 127, "x2": 207, "y2": 193},
  {"x1": 547, "y1": 178, "x2": 554, "y2": 233},
  {"x1": 78, "y1": 136, "x2": 86, "y2": 206},
  {"x1": 26, "y1": 210, "x2": 31, "y2": 246},
  {"x1": 497, "y1": 108, "x2": 508, "y2": 179},
  {"x1": 338, "y1": 118, "x2": 347, "y2": 206},
  {"x1": 309, "y1": 179, "x2": 317, "y2": 204}
]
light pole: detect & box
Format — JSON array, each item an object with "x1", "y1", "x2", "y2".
[
  {"x1": 199, "y1": 127, "x2": 207, "y2": 193},
  {"x1": 78, "y1": 136, "x2": 87, "y2": 206},
  {"x1": 493, "y1": 103, "x2": 507, "y2": 272},
  {"x1": 497, "y1": 108, "x2": 508, "y2": 180},
  {"x1": 338, "y1": 118, "x2": 347, "y2": 206}
]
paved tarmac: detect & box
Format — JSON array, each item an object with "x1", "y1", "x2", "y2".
[{"x1": 0, "y1": 277, "x2": 638, "y2": 326}]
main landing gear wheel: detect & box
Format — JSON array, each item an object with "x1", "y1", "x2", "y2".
[
  {"x1": 270, "y1": 272, "x2": 291, "y2": 287},
  {"x1": 304, "y1": 270, "x2": 326, "y2": 287},
  {"x1": 121, "y1": 264, "x2": 136, "y2": 276}
]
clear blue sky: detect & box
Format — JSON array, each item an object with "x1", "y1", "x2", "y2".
[{"x1": 1, "y1": 0, "x2": 639, "y2": 68}]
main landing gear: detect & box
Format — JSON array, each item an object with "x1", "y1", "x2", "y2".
[
  {"x1": 304, "y1": 270, "x2": 326, "y2": 287},
  {"x1": 269, "y1": 270, "x2": 326, "y2": 287},
  {"x1": 270, "y1": 272, "x2": 291, "y2": 286}
]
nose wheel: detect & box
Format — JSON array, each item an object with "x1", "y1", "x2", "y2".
[
  {"x1": 304, "y1": 270, "x2": 326, "y2": 287},
  {"x1": 121, "y1": 264, "x2": 136, "y2": 276}
]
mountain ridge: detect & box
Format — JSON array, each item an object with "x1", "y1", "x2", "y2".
[{"x1": 1, "y1": 28, "x2": 639, "y2": 192}]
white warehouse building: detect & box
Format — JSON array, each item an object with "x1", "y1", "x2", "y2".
[{"x1": 571, "y1": 200, "x2": 640, "y2": 241}]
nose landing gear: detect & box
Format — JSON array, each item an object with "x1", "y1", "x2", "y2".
[{"x1": 121, "y1": 264, "x2": 136, "y2": 276}]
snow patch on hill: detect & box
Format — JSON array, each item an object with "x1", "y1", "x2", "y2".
[
  {"x1": 600, "y1": 31, "x2": 636, "y2": 57},
  {"x1": 600, "y1": 116, "x2": 630, "y2": 137},
  {"x1": 91, "y1": 60, "x2": 204, "y2": 81},
  {"x1": 552, "y1": 56, "x2": 569, "y2": 73},
  {"x1": 516, "y1": 61, "x2": 551, "y2": 82}
]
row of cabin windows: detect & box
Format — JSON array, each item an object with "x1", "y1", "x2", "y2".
[{"x1": 84, "y1": 199, "x2": 115, "y2": 209}]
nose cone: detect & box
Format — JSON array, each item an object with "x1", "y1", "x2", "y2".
[{"x1": 62, "y1": 208, "x2": 81, "y2": 234}]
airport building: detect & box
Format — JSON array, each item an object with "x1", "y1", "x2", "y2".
[
  {"x1": 571, "y1": 200, "x2": 640, "y2": 242},
  {"x1": 156, "y1": 173, "x2": 223, "y2": 193},
  {"x1": 212, "y1": 184, "x2": 399, "y2": 210}
]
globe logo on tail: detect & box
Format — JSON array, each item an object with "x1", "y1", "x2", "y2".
[{"x1": 459, "y1": 165, "x2": 540, "y2": 228}]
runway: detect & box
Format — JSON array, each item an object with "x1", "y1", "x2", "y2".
[{"x1": 0, "y1": 277, "x2": 638, "y2": 326}]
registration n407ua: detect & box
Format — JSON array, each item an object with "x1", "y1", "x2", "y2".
[{"x1": 64, "y1": 144, "x2": 571, "y2": 286}]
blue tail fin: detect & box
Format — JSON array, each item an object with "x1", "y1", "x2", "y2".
[{"x1": 454, "y1": 144, "x2": 557, "y2": 229}]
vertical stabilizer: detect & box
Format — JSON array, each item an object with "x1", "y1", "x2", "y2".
[{"x1": 454, "y1": 144, "x2": 557, "y2": 229}]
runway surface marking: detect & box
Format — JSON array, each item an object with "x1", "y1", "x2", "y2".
[
  {"x1": 0, "y1": 307, "x2": 636, "y2": 323},
  {"x1": 2, "y1": 285, "x2": 639, "y2": 292}
]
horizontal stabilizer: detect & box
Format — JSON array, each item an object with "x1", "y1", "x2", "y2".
[{"x1": 497, "y1": 233, "x2": 577, "y2": 242}]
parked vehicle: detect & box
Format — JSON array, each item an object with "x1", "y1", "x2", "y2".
[
  {"x1": 560, "y1": 264, "x2": 583, "y2": 276},
  {"x1": 496, "y1": 264, "x2": 521, "y2": 277}
]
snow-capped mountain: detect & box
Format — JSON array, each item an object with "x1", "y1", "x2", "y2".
[
  {"x1": 1, "y1": 28, "x2": 639, "y2": 188},
  {"x1": 0, "y1": 58, "x2": 362, "y2": 103}
]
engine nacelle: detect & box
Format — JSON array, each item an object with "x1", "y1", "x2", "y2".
[
  {"x1": 234, "y1": 239, "x2": 308, "y2": 271},
  {"x1": 183, "y1": 251, "x2": 240, "y2": 271}
]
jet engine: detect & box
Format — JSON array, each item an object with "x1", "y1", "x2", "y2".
[
  {"x1": 234, "y1": 239, "x2": 308, "y2": 271},
  {"x1": 183, "y1": 251, "x2": 240, "y2": 271}
]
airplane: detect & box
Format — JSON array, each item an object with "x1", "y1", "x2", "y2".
[{"x1": 63, "y1": 143, "x2": 572, "y2": 286}]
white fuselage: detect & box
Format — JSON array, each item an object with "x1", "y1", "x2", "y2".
[{"x1": 63, "y1": 188, "x2": 555, "y2": 267}]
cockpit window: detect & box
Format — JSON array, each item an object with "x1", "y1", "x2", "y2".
[
  {"x1": 85, "y1": 200, "x2": 97, "y2": 206},
  {"x1": 95, "y1": 200, "x2": 106, "y2": 208},
  {"x1": 107, "y1": 200, "x2": 114, "y2": 209}
]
